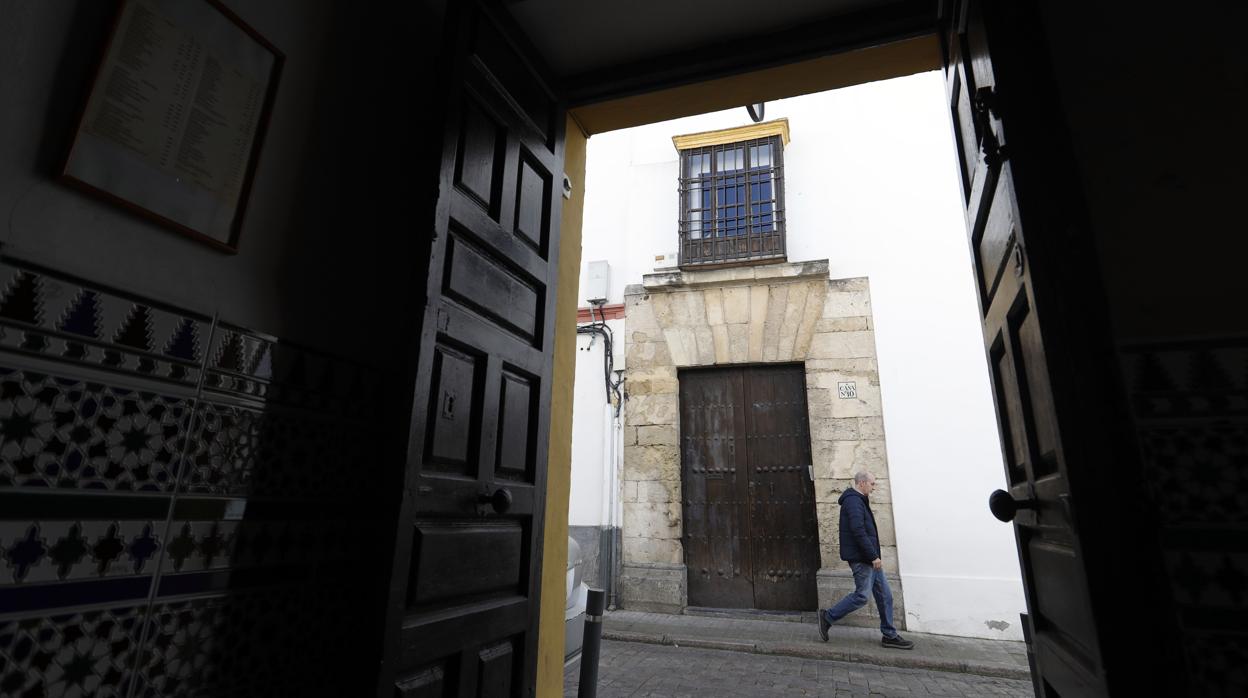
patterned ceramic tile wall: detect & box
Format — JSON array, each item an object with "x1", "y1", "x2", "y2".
[
  {"x1": 0, "y1": 257, "x2": 387, "y2": 697},
  {"x1": 1120, "y1": 338, "x2": 1248, "y2": 697}
]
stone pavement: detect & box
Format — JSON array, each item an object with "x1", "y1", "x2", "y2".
[
  {"x1": 564, "y1": 640, "x2": 1035, "y2": 697},
  {"x1": 599, "y1": 610, "x2": 1032, "y2": 680}
]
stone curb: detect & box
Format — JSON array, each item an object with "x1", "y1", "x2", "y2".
[
  {"x1": 600, "y1": 630, "x2": 1031, "y2": 681},
  {"x1": 682, "y1": 607, "x2": 818, "y2": 624}
]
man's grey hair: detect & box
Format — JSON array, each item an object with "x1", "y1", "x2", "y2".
[{"x1": 853, "y1": 471, "x2": 874, "y2": 485}]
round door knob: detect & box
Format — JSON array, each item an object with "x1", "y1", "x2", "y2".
[
  {"x1": 989, "y1": 489, "x2": 1036, "y2": 522},
  {"x1": 479, "y1": 488, "x2": 513, "y2": 514}
]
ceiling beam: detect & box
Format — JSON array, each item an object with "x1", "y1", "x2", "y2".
[
  {"x1": 561, "y1": 0, "x2": 938, "y2": 107},
  {"x1": 569, "y1": 34, "x2": 940, "y2": 135}
]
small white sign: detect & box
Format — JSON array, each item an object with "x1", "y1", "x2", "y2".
[{"x1": 838, "y1": 381, "x2": 857, "y2": 399}]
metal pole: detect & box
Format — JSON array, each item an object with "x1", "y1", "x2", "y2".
[{"x1": 577, "y1": 588, "x2": 606, "y2": 698}]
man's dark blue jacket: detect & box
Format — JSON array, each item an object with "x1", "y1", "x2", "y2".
[{"x1": 838, "y1": 488, "x2": 881, "y2": 563}]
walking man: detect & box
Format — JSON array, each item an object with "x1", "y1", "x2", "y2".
[{"x1": 818, "y1": 471, "x2": 914, "y2": 649}]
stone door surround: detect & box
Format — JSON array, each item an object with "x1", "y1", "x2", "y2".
[{"x1": 619, "y1": 260, "x2": 904, "y2": 627}]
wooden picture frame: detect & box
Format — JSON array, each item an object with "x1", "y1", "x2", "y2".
[{"x1": 61, "y1": 0, "x2": 284, "y2": 254}]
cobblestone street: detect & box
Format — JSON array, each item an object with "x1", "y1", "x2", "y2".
[{"x1": 565, "y1": 640, "x2": 1035, "y2": 697}]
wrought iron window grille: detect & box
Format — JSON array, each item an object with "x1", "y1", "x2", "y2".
[{"x1": 677, "y1": 135, "x2": 787, "y2": 268}]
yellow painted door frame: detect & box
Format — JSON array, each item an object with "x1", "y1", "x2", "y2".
[{"x1": 535, "y1": 35, "x2": 940, "y2": 696}]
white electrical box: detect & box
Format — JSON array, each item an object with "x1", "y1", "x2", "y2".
[
  {"x1": 586, "y1": 261, "x2": 609, "y2": 304},
  {"x1": 613, "y1": 338, "x2": 626, "y2": 372}
]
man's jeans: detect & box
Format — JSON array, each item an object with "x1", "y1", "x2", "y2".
[{"x1": 822, "y1": 561, "x2": 898, "y2": 639}]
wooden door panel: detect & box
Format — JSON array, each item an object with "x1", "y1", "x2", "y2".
[
  {"x1": 1025, "y1": 538, "x2": 1103, "y2": 698},
  {"x1": 943, "y1": 0, "x2": 1107, "y2": 694},
  {"x1": 972, "y1": 148, "x2": 1105, "y2": 698},
  {"x1": 451, "y1": 65, "x2": 558, "y2": 267},
  {"x1": 496, "y1": 368, "x2": 539, "y2": 483},
  {"x1": 1026, "y1": 538, "x2": 1098, "y2": 655},
  {"x1": 946, "y1": 38, "x2": 976, "y2": 202},
  {"x1": 680, "y1": 365, "x2": 818, "y2": 611},
  {"x1": 1034, "y1": 644, "x2": 1102, "y2": 698},
  {"x1": 987, "y1": 332, "x2": 1029, "y2": 487},
  {"x1": 397, "y1": 598, "x2": 529, "y2": 665},
  {"x1": 467, "y1": 14, "x2": 555, "y2": 148},
  {"x1": 408, "y1": 521, "x2": 526, "y2": 606},
  {"x1": 425, "y1": 341, "x2": 486, "y2": 475},
  {"x1": 476, "y1": 638, "x2": 520, "y2": 697},
  {"x1": 454, "y1": 96, "x2": 506, "y2": 213},
  {"x1": 681, "y1": 368, "x2": 753, "y2": 608},
  {"x1": 963, "y1": 2, "x2": 997, "y2": 102},
  {"x1": 987, "y1": 276, "x2": 1073, "y2": 522},
  {"x1": 1009, "y1": 300, "x2": 1061, "y2": 478},
  {"x1": 443, "y1": 231, "x2": 543, "y2": 344},
  {"x1": 704, "y1": 497, "x2": 752, "y2": 605},
  {"x1": 392, "y1": 634, "x2": 522, "y2": 698},
  {"x1": 948, "y1": 71, "x2": 973, "y2": 201},
  {"x1": 513, "y1": 152, "x2": 552, "y2": 253},
  {"x1": 380, "y1": 3, "x2": 563, "y2": 696},
  {"x1": 974, "y1": 173, "x2": 1016, "y2": 307},
  {"x1": 745, "y1": 365, "x2": 819, "y2": 611},
  {"x1": 394, "y1": 659, "x2": 455, "y2": 698}
]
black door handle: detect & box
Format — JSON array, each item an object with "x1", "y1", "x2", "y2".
[
  {"x1": 989, "y1": 489, "x2": 1036, "y2": 522},
  {"x1": 479, "y1": 488, "x2": 513, "y2": 514}
]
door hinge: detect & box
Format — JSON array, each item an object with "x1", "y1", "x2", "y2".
[
  {"x1": 972, "y1": 86, "x2": 1000, "y2": 120},
  {"x1": 973, "y1": 86, "x2": 1009, "y2": 168},
  {"x1": 982, "y1": 132, "x2": 1009, "y2": 168}
]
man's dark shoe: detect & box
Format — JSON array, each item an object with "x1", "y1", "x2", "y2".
[
  {"x1": 881, "y1": 634, "x2": 914, "y2": 650},
  {"x1": 818, "y1": 612, "x2": 830, "y2": 642}
]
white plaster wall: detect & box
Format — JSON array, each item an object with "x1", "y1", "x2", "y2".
[
  {"x1": 568, "y1": 318, "x2": 623, "y2": 528},
  {"x1": 574, "y1": 71, "x2": 1026, "y2": 640}
]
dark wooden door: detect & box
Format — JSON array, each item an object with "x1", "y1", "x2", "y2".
[
  {"x1": 680, "y1": 365, "x2": 818, "y2": 611},
  {"x1": 943, "y1": 1, "x2": 1106, "y2": 694},
  {"x1": 377, "y1": 3, "x2": 564, "y2": 696},
  {"x1": 744, "y1": 365, "x2": 820, "y2": 611},
  {"x1": 681, "y1": 368, "x2": 754, "y2": 608}
]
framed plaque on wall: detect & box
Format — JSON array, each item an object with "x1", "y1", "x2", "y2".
[{"x1": 61, "y1": 0, "x2": 283, "y2": 253}]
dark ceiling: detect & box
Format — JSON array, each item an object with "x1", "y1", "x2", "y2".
[
  {"x1": 504, "y1": 0, "x2": 896, "y2": 76},
  {"x1": 501, "y1": 0, "x2": 938, "y2": 105}
]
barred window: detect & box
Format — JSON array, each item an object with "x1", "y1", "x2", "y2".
[{"x1": 678, "y1": 135, "x2": 786, "y2": 267}]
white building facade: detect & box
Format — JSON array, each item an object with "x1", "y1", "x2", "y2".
[{"x1": 568, "y1": 71, "x2": 1026, "y2": 640}]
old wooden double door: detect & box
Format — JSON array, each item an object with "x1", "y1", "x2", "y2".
[
  {"x1": 376, "y1": 2, "x2": 565, "y2": 696},
  {"x1": 680, "y1": 364, "x2": 821, "y2": 611}
]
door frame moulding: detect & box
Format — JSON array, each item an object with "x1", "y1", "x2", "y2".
[
  {"x1": 539, "y1": 10, "x2": 956, "y2": 694},
  {"x1": 541, "y1": 0, "x2": 1173, "y2": 692}
]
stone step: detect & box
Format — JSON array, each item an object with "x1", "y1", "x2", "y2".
[{"x1": 683, "y1": 605, "x2": 818, "y2": 624}]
